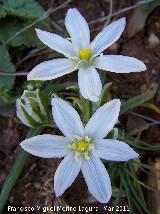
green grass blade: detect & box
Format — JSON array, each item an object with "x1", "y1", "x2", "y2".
[
  {"x1": 119, "y1": 131, "x2": 160, "y2": 150},
  {"x1": 99, "y1": 82, "x2": 112, "y2": 106},
  {"x1": 125, "y1": 173, "x2": 150, "y2": 214},
  {"x1": 120, "y1": 83, "x2": 158, "y2": 114}
]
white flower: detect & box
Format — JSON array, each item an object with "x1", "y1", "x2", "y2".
[
  {"x1": 27, "y1": 8, "x2": 146, "y2": 102},
  {"x1": 20, "y1": 98, "x2": 139, "y2": 203}
]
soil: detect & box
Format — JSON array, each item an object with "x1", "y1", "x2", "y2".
[{"x1": 0, "y1": 0, "x2": 160, "y2": 213}]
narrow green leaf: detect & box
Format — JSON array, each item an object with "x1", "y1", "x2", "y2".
[
  {"x1": 124, "y1": 173, "x2": 150, "y2": 214},
  {"x1": 119, "y1": 130, "x2": 160, "y2": 151},
  {"x1": 113, "y1": 183, "x2": 124, "y2": 214},
  {"x1": 99, "y1": 82, "x2": 112, "y2": 106},
  {"x1": 119, "y1": 171, "x2": 135, "y2": 212},
  {"x1": 120, "y1": 83, "x2": 158, "y2": 114}
]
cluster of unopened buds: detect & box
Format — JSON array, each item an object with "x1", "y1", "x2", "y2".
[{"x1": 17, "y1": 8, "x2": 146, "y2": 203}]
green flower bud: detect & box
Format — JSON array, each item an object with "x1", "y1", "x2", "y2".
[{"x1": 16, "y1": 89, "x2": 49, "y2": 127}]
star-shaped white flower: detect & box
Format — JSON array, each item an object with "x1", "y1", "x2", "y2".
[
  {"x1": 27, "y1": 8, "x2": 146, "y2": 102},
  {"x1": 20, "y1": 98, "x2": 138, "y2": 203}
]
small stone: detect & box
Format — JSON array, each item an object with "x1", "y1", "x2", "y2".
[
  {"x1": 109, "y1": 43, "x2": 119, "y2": 51},
  {"x1": 148, "y1": 33, "x2": 160, "y2": 48},
  {"x1": 155, "y1": 22, "x2": 160, "y2": 28},
  {"x1": 34, "y1": 182, "x2": 41, "y2": 189}
]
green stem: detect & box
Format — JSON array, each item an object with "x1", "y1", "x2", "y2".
[{"x1": 0, "y1": 127, "x2": 44, "y2": 214}]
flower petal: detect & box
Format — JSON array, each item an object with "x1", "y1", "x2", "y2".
[
  {"x1": 27, "y1": 58, "x2": 76, "y2": 81},
  {"x1": 54, "y1": 153, "x2": 82, "y2": 196},
  {"x1": 94, "y1": 139, "x2": 139, "y2": 161},
  {"x1": 51, "y1": 98, "x2": 84, "y2": 141},
  {"x1": 65, "y1": 8, "x2": 90, "y2": 49},
  {"x1": 91, "y1": 18, "x2": 126, "y2": 56},
  {"x1": 85, "y1": 99, "x2": 120, "y2": 139},
  {"x1": 78, "y1": 67, "x2": 102, "y2": 102},
  {"x1": 82, "y1": 155, "x2": 111, "y2": 203},
  {"x1": 36, "y1": 29, "x2": 76, "y2": 57},
  {"x1": 20, "y1": 134, "x2": 69, "y2": 158},
  {"x1": 95, "y1": 55, "x2": 146, "y2": 73}
]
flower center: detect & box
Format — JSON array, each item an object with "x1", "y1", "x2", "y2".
[
  {"x1": 79, "y1": 49, "x2": 92, "y2": 60},
  {"x1": 68, "y1": 136, "x2": 94, "y2": 160},
  {"x1": 77, "y1": 140, "x2": 89, "y2": 152}
]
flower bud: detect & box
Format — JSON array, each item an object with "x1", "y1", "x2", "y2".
[{"x1": 16, "y1": 89, "x2": 49, "y2": 127}]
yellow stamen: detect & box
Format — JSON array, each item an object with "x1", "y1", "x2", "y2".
[
  {"x1": 76, "y1": 140, "x2": 89, "y2": 152},
  {"x1": 79, "y1": 49, "x2": 92, "y2": 60},
  {"x1": 68, "y1": 137, "x2": 94, "y2": 161}
]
